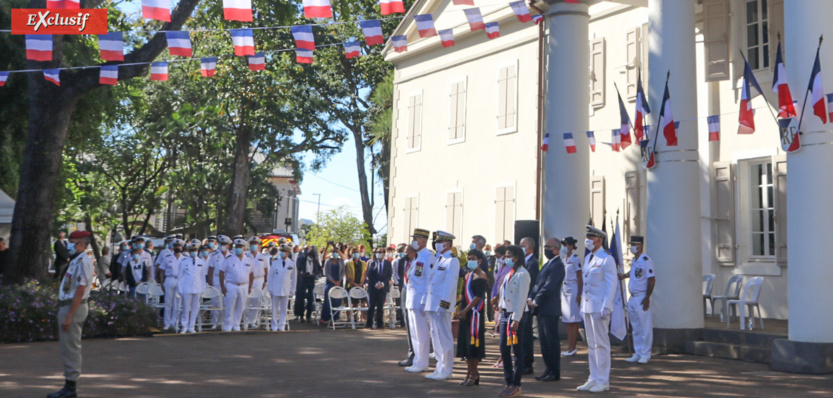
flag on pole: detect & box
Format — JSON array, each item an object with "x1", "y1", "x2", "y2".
[
  {"x1": 452, "y1": 0, "x2": 474, "y2": 5},
  {"x1": 344, "y1": 41, "x2": 361, "y2": 59},
  {"x1": 660, "y1": 79, "x2": 677, "y2": 146},
  {"x1": 379, "y1": 0, "x2": 404, "y2": 15},
  {"x1": 296, "y1": 49, "x2": 314, "y2": 64},
  {"x1": 200, "y1": 57, "x2": 217, "y2": 77},
  {"x1": 291, "y1": 25, "x2": 316, "y2": 50},
  {"x1": 392, "y1": 36, "x2": 408, "y2": 52},
  {"x1": 708, "y1": 115, "x2": 720, "y2": 142},
  {"x1": 464, "y1": 8, "x2": 485, "y2": 31},
  {"x1": 634, "y1": 70, "x2": 650, "y2": 141},
  {"x1": 738, "y1": 57, "x2": 764, "y2": 134},
  {"x1": 611, "y1": 129, "x2": 621, "y2": 152},
  {"x1": 43, "y1": 69, "x2": 60, "y2": 86},
  {"x1": 485, "y1": 22, "x2": 500, "y2": 39},
  {"x1": 616, "y1": 88, "x2": 632, "y2": 149},
  {"x1": 26, "y1": 35, "x2": 53, "y2": 62},
  {"x1": 772, "y1": 41, "x2": 797, "y2": 118},
  {"x1": 509, "y1": 1, "x2": 532, "y2": 23},
  {"x1": 223, "y1": 0, "x2": 252, "y2": 22},
  {"x1": 248, "y1": 53, "x2": 265, "y2": 71},
  {"x1": 0, "y1": 72, "x2": 8, "y2": 87},
  {"x1": 360, "y1": 20, "x2": 384, "y2": 46},
  {"x1": 828, "y1": 94, "x2": 833, "y2": 122},
  {"x1": 98, "y1": 32, "x2": 124, "y2": 61},
  {"x1": 99, "y1": 65, "x2": 118, "y2": 85},
  {"x1": 564, "y1": 133, "x2": 577, "y2": 153},
  {"x1": 230, "y1": 29, "x2": 255, "y2": 56},
  {"x1": 166, "y1": 31, "x2": 192, "y2": 57},
  {"x1": 142, "y1": 0, "x2": 170, "y2": 22},
  {"x1": 415, "y1": 14, "x2": 438, "y2": 38},
  {"x1": 587, "y1": 131, "x2": 596, "y2": 152},
  {"x1": 532, "y1": 14, "x2": 543, "y2": 24},
  {"x1": 303, "y1": 0, "x2": 332, "y2": 18},
  {"x1": 541, "y1": 133, "x2": 549, "y2": 152},
  {"x1": 609, "y1": 218, "x2": 628, "y2": 341},
  {"x1": 808, "y1": 46, "x2": 828, "y2": 124},
  {"x1": 150, "y1": 62, "x2": 168, "y2": 81},
  {"x1": 439, "y1": 29, "x2": 455, "y2": 47}
]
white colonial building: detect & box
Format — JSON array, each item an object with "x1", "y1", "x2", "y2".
[{"x1": 384, "y1": 0, "x2": 833, "y2": 372}]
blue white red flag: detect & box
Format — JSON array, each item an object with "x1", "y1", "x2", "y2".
[
  {"x1": 510, "y1": 1, "x2": 532, "y2": 23},
  {"x1": 738, "y1": 57, "x2": 764, "y2": 134},
  {"x1": 98, "y1": 32, "x2": 124, "y2": 61},
  {"x1": 415, "y1": 14, "x2": 437, "y2": 38},
  {"x1": 660, "y1": 79, "x2": 677, "y2": 146},
  {"x1": 772, "y1": 41, "x2": 797, "y2": 118},
  {"x1": 563, "y1": 133, "x2": 577, "y2": 154},
  {"x1": 532, "y1": 14, "x2": 543, "y2": 24},
  {"x1": 26, "y1": 35, "x2": 52, "y2": 62},
  {"x1": 611, "y1": 129, "x2": 621, "y2": 152},
  {"x1": 586, "y1": 131, "x2": 596, "y2": 152},
  {"x1": 223, "y1": 0, "x2": 252, "y2": 21},
  {"x1": 360, "y1": 20, "x2": 384, "y2": 46},
  {"x1": 99, "y1": 65, "x2": 118, "y2": 85},
  {"x1": 380, "y1": 0, "x2": 404, "y2": 15},
  {"x1": 303, "y1": 0, "x2": 332, "y2": 18},
  {"x1": 634, "y1": 70, "x2": 650, "y2": 141},
  {"x1": 464, "y1": 8, "x2": 485, "y2": 31},
  {"x1": 166, "y1": 31, "x2": 192, "y2": 57},
  {"x1": 616, "y1": 88, "x2": 632, "y2": 149},
  {"x1": 296, "y1": 49, "x2": 314, "y2": 64},
  {"x1": 540, "y1": 133, "x2": 549, "y2": 152},
  {"x1": 344, "y1": 41, "x2": 361, "y2": 59},
  {"x1": 439, "y1": 29, "x2": 455, "y2": 47},
  {"x1": 150, "y1": 62, "x2": 168, "y2": 81},
  {"x1": 808, "y1": 46, "x2": 828, "y2": 124},
  {"x1": 142, "y1": 0, "x2": 170, "y2": 22},
  {"x1": 0, "y1": 72, "x2": 8, "y2": 87},
  {"x1": 485, "y1": 22, "x2": 500, "y2": 39},
  {"x1": 200, "y1": 57, "x2": 217, "y2": 77},
  {"x1": 230, "y1": 29, "x2": 255, "y2": 56},
  {"x1": 248, "y1": 53, "x2": 265, "y2": 71},
  {"x1": 43, "y1": 69, "x2": 60, "y2": 86},
  {"x1": 392, "y1": 35, "x2": 407, "y2": 53},
  {"x1": 291, "y1": 26, "x2": 316, "y2": 50},
  {"x1": 708, "y1": 115, "x2": 720, "y2": 142},
  {"x1": 828, "y1": 94, "x2": 833, "y2": 122}
]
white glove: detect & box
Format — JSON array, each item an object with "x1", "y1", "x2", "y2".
[{"x1": 601, "y1": 308, "x2": 612, "y2": 319}]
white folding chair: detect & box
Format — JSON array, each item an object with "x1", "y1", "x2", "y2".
[
  {"x1": 147, "y1": 283, "x2": 166, "y2": 326},
  {"x1": 118, "y1": 281, "x2": 129, "y2": 295},
  {"x1": 198, "y1": 286, "x2": 224, "y2": 332},
  {"x1": 327, "y1": 286, "x2": 351, "y2": 330},
  {"x1": 313, "y1": 282, "x2": 326, "y2": 322},
  {"x1": 259, "y1": 291, "x2": 274, "y2": 329},
  {"x1": 713, "y1": 275, "x2": 744, "y2": 323},
  {"x1": 727, "y1": 277, "x2": 765, "y2": 330},
  {"x1": 243, "y1": 288, "x2": 265, "y2": 331},
  {"x1": 385, "y1": 286, "x2": 401, "y2": 329},
  {"x1": 135, "y1": 282, "x2": 152, "y2": 302},
  {"x1": 702, "y1": 274, "x2": 716, "y2": 317},
  {"x1": 348, "y1": 287, "x2": 369, "y2": 330}
]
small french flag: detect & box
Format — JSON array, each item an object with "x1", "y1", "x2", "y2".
[
  {"x1": 344, "y1": 41, "x2": 361, "y2": 59},
  {"x1": 98, "y1": 32, "x2": 124, "y2": 61},
  {"x1": 99, "y1": 65, "x2": 118, "y2": 86},
  {"x1": 291, "y1": 25, "x2": 316, "y2": 51},
  {"x1": 509, "y1": 1, "x2": 532, "y2": 23},
  {"x1": 563, "y1": 133, "x2": 577, "y2": 154},
  {"x1": 0, "y1": 72, "x2": 9, "y2": 87},
  {"x1": 26, "y1": 35, "x2": 53, "y2": 62},
  {"x1": 532, "y1": 14, "x2": 543, "y2": 24},
  {"x1": 379, "y1": 0, "x2": 405, "y2": 15},
  {"x1": 44, "y1": 69, "x2": 60, "y2": 86},
  {"x1": 150, "y1": 62, "x2": 168, "y2": 81},
  {"x1": 248, "y1": 53, "x2": 265, "y2": 71},
  {"x1": 223, "y1": 0, "x2": 253, "y2": 22},
  {"x1": 808, "y1": 48, "x2": 828, "y2": 124},
  {"x1": 828, "y1": 94, "x2": 833, "y2": 122},
  {"x1": 303, "y1": 0, "x2": 332, "y2": 18},
  {"x1": 464, "y1": 8, "x2": 485, "y2": 31},
  {"x1": 611, "y1": 129, "x2": 621, "y2": 152},
  {"x1": 166, "y1": 31, "x2": 192, "y2": 57},
  {"x1": 452, "y1": 0, "x2": 474, "y2": 5},
  {"x1": 485, "y1": 22, "x2": 500, "y2": 39},
  {"x1": 415, "y1": 14, "x2": 437, "y2": 38},
  {"x1": 587, "y1": 131, "x2": 596, "y2": 152},
  {"x1": 541, "y1": 133, "x2": 549, "y2": 152},
  {"x1": 392, "y1": 35, "x2": 407, "y2": 53},
  {"x1": 439, "y1": 29, "x2": 455, "y2": 48},
  {"x1": 296, "y1": 49, "x2": 314, "y2": 64},
  {"x1": 707, "y1": 115, "x2": 720, "y2": 142},
  {"x1": 142, "y1": 0, "x2": 170, "y2": 22},
  {"x1": 200, "y1": 57, "x2": 217, "y2": 77},
  {"x1": 360, "y1": 20, "x2": 384, "y2": 46},
  {"x1": 230, "y1": 29, "x2": 255, "y2": 56}
]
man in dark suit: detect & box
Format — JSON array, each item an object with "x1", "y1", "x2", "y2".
[
  {"x1": 528, "y1": 237, "x2": 566, "y2": 381},
  {"x1": 365, "y1": 247, "x2": 393, "y2": 329},
  {"x1": 53, "y1": 231, "x2": 70, "y2": 280},
  {"x1": 519, "y1": 237, "x2": 540, "y2": 374}
]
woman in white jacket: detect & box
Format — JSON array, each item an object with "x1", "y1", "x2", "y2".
[
  {"x1": 267, "y1": 245, "x2": 297, "y2": 331},
  {"x1": 496, "y1": 245, "x2": 531, "y2": 398}
]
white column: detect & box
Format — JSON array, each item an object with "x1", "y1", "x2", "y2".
[
  {"x1": 542, "y1": 1, "x2": 590, "y2": 245},
  {"x1": 785, "y1": 0, "x2": 833, "y2": 344},
  {"x1": 646, "y1": 0, "x2": 702, "y2": 330}
]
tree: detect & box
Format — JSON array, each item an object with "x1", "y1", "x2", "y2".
[
  {"x1": 367, "y1": 72, "x2": 394, "y2": 215},
  {"x1": 305, "y1": 206, "x2": 371, "y2": 250}
]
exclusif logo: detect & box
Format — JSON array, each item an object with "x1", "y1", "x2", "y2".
[{"x1": 11, "y1": 9, "x2": 107, "y2": 35}]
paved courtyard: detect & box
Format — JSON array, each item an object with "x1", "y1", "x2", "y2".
[{"x1": 1, "y1": 323, "x2": 831, "y2": 397}]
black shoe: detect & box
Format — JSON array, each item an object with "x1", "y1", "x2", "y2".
[
  {"x1": 46, "y1": 379, "x2": 77, "y2": 398},
  {"x1": 398, "y1": 358, "x2": 414, "y2": 367},
  {"x1": 534, "y1": 374, "x2": 547, "y2": 381},
  {"x1": 540, "y1": 374, "x2": 560, "y2": 382},
  {"x1": 522, "y1": 367, "x2": 534, "y2": 375}
]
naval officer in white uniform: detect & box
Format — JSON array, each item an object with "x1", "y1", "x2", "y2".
[
  {"x1": 424, "y1": 231, "x2": 460, "y2": 381},
  {"x1": 620, "y1": 235, "x2": 655, "y2": 364},
  {"x1": 404, "y1": 228, "x2": 434, "y2": 374}
]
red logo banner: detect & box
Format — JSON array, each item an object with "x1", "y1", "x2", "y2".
[{"x1": 11, "y1": 9, "x2": 108, "y2": 35}]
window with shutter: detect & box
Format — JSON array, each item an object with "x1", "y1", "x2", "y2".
[
  {"x1": 446, "y1": 192, "x2": 463, "y2": 240},
  {"x1": 703, "y1": 0, "x2": 731, "y2": 81},
  {"x1": 449, "y1": 80, "x2": 467, "y2": 143},
  {"x1": 625, "y1": 171, "x2": 641, "y2": 244},
  {"x1": 773, "y1": 155, "x2": 787, "y2": 265},
  {"x1": 590, "y1": 176, "x2": 605, "y2": 228},
  {"x1": 625, "y1": 27, "x2": 640, "y2": 100},
  {"x1": 745, "y1": 0, "x2": 771, "y2": 70},
  {"x1": 590, "y1": 38, "x2": 606, "y2": 108},
  {"x1": 748, "y1": 160, "x2": 775, "y2": 258},
  {"x1": 497, "y1": 63, "x2": 518, "y2": 135},
  {"x1": 714, "y1": 162, "x2": 736, "y2": 264},
  {"x1": 407, "y1": 93, "x2": 422, "y2": 151}
]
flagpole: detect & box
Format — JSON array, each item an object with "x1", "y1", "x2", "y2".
[
  {"x1": 795, "y1": 35, "x2": 824, "y2": 134},
  {"x1": 614, "y1": 82, "x2": 636, "y2": 131},
  {"x1": 649, "y1": 70, "x2": 671, "y2": 155},
  {"x1": 738, "y1": 49, "x2": 781, "y2": 126},
  {"x1": 615, "y1": 209, "x2": 633, "y2": 356}
]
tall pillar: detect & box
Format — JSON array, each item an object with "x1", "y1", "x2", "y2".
[
  {"x1": 772, "y1": 0, "x2": 833, "y2": 374},
  {"x1": 645, "y1": 0, "x2": 703, "y2": 351},
  {"x1": 542, "y1": 0, "x2": 590, "y2": 246}
]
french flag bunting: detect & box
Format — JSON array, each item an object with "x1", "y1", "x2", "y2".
[
  {"x1": 509, "y1": 1, "x2": 532, "y2": 23},
  {"x1": 616, "y1": 89, "x2": 632, "y2": 149},
  {"x1": 541, "y1": 133, "x2": 549, "y2": 152},
  {"x1": 291, "y1": 26, "x2": 316, "y2": 51},
  {"x1": 452, "y1": 0, "x2": 474, "y2": 5},
  {"x1": 707, "y1": 115, "x2": 720, "y2": 142},
  {"x1": 379, "y1": 0, "x2": 405, "y2": 15},
  {"x1": 532, "y1": 14, "x2": 543, "y2": 25},
  {"x1": 344, "y1": 41, "x2": 361, "y2": 59},
  {"x1": 166, "y1": 31, "x2": 192, "y2": 57},
  {"x1": 47, "y1": 0, "x2": 80, "y2": 9},
  {"x1": 26, "y1": 35, "x2": 53, "y2": 62},
  {"x1": 98, "y1": 32, "x2": 124, "y2": 61},
  {"x1": 142, "y1": 0, "x2": 171, "y2": 22},
  {"x1": 0, "y1": 72, "x2": 9, "y2": 87},
  {"x1": 43, "y1": 69, "x2": 60, "y2": 86},
  {"x1": 564, "y1": 133, "x2": 577, "y2": 154},
  {"x1": 230, "y1": 29, "x2": 256, "y2": 56},
  {"x1": 439, "y1": 29, "x2": 455, "y2": 48},
  {"x1": 633, "y1": 71, "x2": 650, "y2": 141},
  {"x1": 808, "y1": 46, "x2": 828, "y2": 124},
  {"x1": 415, "y1": 14, "x2": 437, "y2": 38},
  {"x1": 611, "y1": 129, "x2": 621, "y2": 152},
  {"x1": 303, "y1": 0, "x2": 332, "y2": 19},
  {"x1": 738, "y1": 57, "x2": 764, "y2": 134},
  {"x1": 392, "y1": 35, "x2": 407, "y2": 53},
  {"x1": 587, "y1": 131, "x2": 596, "y2": 152},
  {"x1": 99, "y1": 65, "x2": 118, "y2": 85},
  {"x1": 223, "y1": 0, "x2": 253, "y2": 22},
  {"x1": 200, "y1": 57, "x2": 217, "y2": 77},
  {"x1": 248, "y1": 53, "x2": 265, "y2": 71},
  {"x1": 660, "y1": 80, "x2": 677, "y2": 146},
  {"x1": 464, "y1": 8, "x2": 485, "y2": 31},
  {"x1": 360, "y1": 20, "x2": 384, "y2": 46},
  {"x1": 485, "y1": 22, "x2": 500, "y2": 39},
  {"x1": 296, "y1": 49, "x2": 314, "y2": 64},
  {"x1": 772, "y1": 41, "x2": 796, "y2": 118},
  {"x1": 828, "y1": 93, "x2": 833, "y2": 122},
  {"x1": 150, "y1": 61, "x2": 168, "y2": 81}
]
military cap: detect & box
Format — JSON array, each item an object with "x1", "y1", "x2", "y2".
[
  {"x1": 69, "y1": 231, "x2": 91, "y2": 240},
  {"x1": 248, "y1": 236, "x2": 262, "y2": 244},
  {"x1": 207, "y1": 235, "x2": 218, "y2": 241},
  {"x1": 435, "y1": 230, "x2": 456, "y2": 242},
  {"x1": 172, "y1": 239, "x2": 185, "y2": 247},
  {"x1": 233, "y1": 238, "x2": 247, "y2": 247},
  {"x1": 561, "y1": 236, "x2": 578, "y2": 247},
  {"x1": 130, "y1": 235, "x2": 145, "y2": 242},
  {"x1": 217, "y1": 235, "x2": 233, "y2": 245},
  {"x1": 411, "y1": 228, "x2": 430, "y2": 239},
  {"x1": 586, "y1": 225, "x2": 606, "y2": 239},
  {"x1": 629, "y1": 235, "x2": 644, "y2": 245}
]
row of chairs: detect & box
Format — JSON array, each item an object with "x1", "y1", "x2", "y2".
[
  {"x1": 325, "y1": 285, "x2": 403, "y2": 331},
  {"x1": 703, "y1": 274, "x2": 765, "y2": 330}
]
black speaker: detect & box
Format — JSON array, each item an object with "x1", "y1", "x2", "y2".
[{"x1": 514, "y1": 220, "x2": 539, "y2": 250}]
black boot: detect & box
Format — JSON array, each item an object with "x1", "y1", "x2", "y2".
[{"x1": 46, "y1": 379, "x2": 77, "y2": 398}]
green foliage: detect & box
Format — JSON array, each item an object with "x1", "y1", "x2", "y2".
[{"x1": 305, "y1": 206, "x2": 371, "y2": 249}]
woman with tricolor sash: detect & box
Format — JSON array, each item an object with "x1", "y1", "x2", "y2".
[
  {"x1": 496, "y1": 245, "x2": 531, "y2": 398},
  {"x1": 456, "y1": 249, "x2": 488, "y2": 387}
]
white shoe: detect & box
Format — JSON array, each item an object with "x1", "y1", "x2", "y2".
[
  {"x1": 188, "y1": 329, "x2": 196, "y2": 334},
  {"x1": 405, "y1": 366, "x2": 429, "y2": 373},
  {"x1": 562, "y1": 349, "x2": 577, "y2": 357},
  {"x1": 638, "y1": 357, "x2": 650, "y2": 364},
  {"x1": 427, "y1": 373, "x2": 452, "y2": 380},
  {"x1": 429, "y1": 352, "x2": 436, "y2": 360},
  {"x1": 589, "y1": 383, "x2": 609, "y2": 393},
  {"x1": 625, "y1": 354, "x2": 641, "y2": 363},
  {"x1": 179, "y1": 329, "x2": 187, "y2": 335},
  {"x1": 577, "y1": 380, "x2": 596, "y2": 391}
]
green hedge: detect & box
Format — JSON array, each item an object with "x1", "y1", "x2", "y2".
[{"x1": 0, "y1": 280, "x2": 157, "y2": 343}]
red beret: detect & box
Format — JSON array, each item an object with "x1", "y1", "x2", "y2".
[{"x1": 69, "y1": 231, "x2": 91, "y2": 240}]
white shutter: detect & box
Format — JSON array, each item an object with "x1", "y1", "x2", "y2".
[
  {"x1": 449, "y1": 81, "x2": 466, "y2": 141},
  {"x1": 714, "y1": 162, "x2": 735, "y2": 264},
  {"x1": 446, "y1": 192, "x2": 463, "y2": 238},
  {"x1": 773, "y1": 155, "x2": 787, "y2": 265},
  {"x1": 625, "y1": 171, "x2": 640, "y2": 242},
  {"x1": 497, "y1": 65, "x2": 517, "y2": 133},
  {"x1": 703, "y1": 0, "x2": 731, "y2": 81},
  {"x1": 503, "y1": 186, "x2": 515, "y2": 242},
  {"x1": 769, "y1": 0, "x2": 785, "y2": 69},
  {"x1": 590, "y1": 38, "x2": 606, "y2": 108},
  {"x1": 625, "y1": 27, "x2": 640, "y2": 100},
  {"x1": 590, "y1": 176, "x2": 605, "y2": 227},
  {"x1": 449, "y1": 83, "x2": 459, "y2": 141},
  {"x1": 495, "y1": 187, "x2": 506, "y2": 241},
  {"x1": 413, "y1": 95, "x2": 422, "y2": 148},
  {"x1": 641, "y1": 23, "x2": 649, "y2": 84}
]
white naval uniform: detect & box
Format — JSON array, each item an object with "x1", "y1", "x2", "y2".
[
  {"x1": 178, "y1": 256, "x2": 207, "y2": 332},
  {"x1": 208, "y1": 250, "x2": 231, "y2": 327},
  {"x1": 581, "y1": 247, "x2": 618, "y2": 386},
  {"x1": 154, "y1": 248, "x2": 172, "y2": 282},
  {"x1": 424, "y1": 249, "x2": 460, "y2": 378},
  {"x1": 219, "y1": 254, "x2": 253, "y2": 331},
  {"x1": 267, "y1": 256, "x2": 297, "y2": 331},
  {"x1": 245, "y1": 251, "x2": 270, "y2": 327},
  {"x1": 405, "y1": 247, "x2": 434, "y2": 370},
  {"x1": 626, "y1": 253, "x2": 655, "y2": 360},
  {"x1": 160, "y1": 253, "x2": 186, "y2": 329},
  {"x1": 561, "y1": 253, "x2": 583, "y2": 323}
]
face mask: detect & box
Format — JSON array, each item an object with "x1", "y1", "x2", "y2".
[
  {"x1": 375, "y1": 253, "x2": 383, "y2": 260},
  {"x1": 352, "y1": 253, "x2": 359, "y2": 259},
  {"x1": 173, "y1": 247, "x2": 182, "y2": 254},
  {"x1": 470, "y1": 243, "x2": 477, "y2": 250},
  {"x1": 521, "y1": 247, "x2": 528, "y2": 255},
  {"x1": 208, "y1": 242, "x2": 216, "y2": 250},
  {"x1": 251, "y1": 245, "x2": 259, "y2": 252},
  {"x1": 131, "y1": 253, "x2": 139, "y2": 261},
  {"x1": 280, "y1": 252, "x2": 287, "y2": 259},
  {"x1": 504, "y1": 258, "x2": 515, "y2": 267},
  {"x1": 189, "y1": 251, "x2": 197, "y2": 258},
  {"x1": 221, "y1": 245, "x2": 229, "y2": 253},
  {"x1": 270, "y1": 248, "x2": 278, "y2": 256},
  {"x1": 66, "y1": 242, "x2": 76, "y2": 255},
  {"x1": 585, "y1": 238, "x2": 595, "y2": 249},
  {"x1": 436, "y1": 242, "x2": 445, "y2": 252},
  {"x1": 234, "y1": 248, "x2": 244, "y2": 256},
  {"x1": 484, "y1": 251, "x2": 491, "y2": 256},
  {"x1": 201, "y1": 251, "x2": 210, "y2": 258},
  {"x1": 398, "y1": 252, "x2": 407, "y2": 259},
  {"x1": 630, "y1": 246, "x2": 639, "y2": 254},
  {"x1": 466, "y1": 260, "x2": 478, "y2": 271},
  {"x1": 411, "y1": 241, "x2": 419, "y2": 250},
  {"x1": 332, "y1": 253, "x2": 339, "y2": 259},
  {"x1": 136, "y1": 244, "x2": 145, "y2": 250},
  {"x1": 544, "y1": 249, "x2": 555, "y2": 260},
  {"x1": 560, "y1": 246, "x2": 569, "y2": 256}
]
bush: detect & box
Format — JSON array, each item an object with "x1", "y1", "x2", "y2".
[{"x1": 0, "y1": 280, "x2": 157, "y2": 343}]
